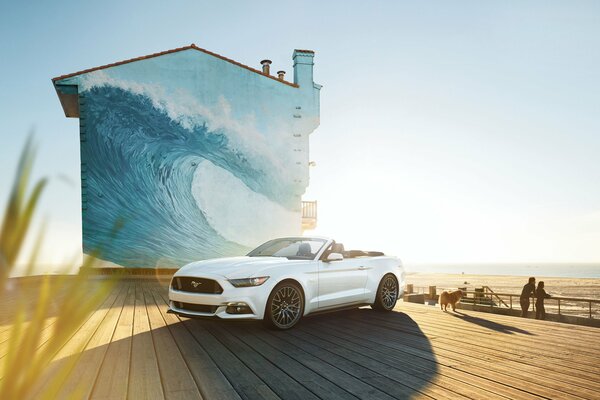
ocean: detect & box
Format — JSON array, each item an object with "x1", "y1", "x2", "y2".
[{"x1": 406, "y1": 263, "x2": 600, "y2": 279}]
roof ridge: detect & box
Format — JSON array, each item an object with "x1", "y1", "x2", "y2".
[{"x1": 52, "y1": 44, "x2": 299, "y2": 88}]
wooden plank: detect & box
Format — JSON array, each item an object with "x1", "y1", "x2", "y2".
[
  {"x1": 264, "y1": 331, "x2": 431, "y2": 400},
  {"x1": 5, "y1": 277, "x2": 600, "y2": 400},
  {"x1": 0, "y1": 315, "x2": 56, "y2": 344},
  {"x1": 0, "y1": 317, "x2": 57, "y2": 347},
  {"x1": 184, "y1": 318, "x2": 280, "y2": 400},
  {"x1": 25, "y1": 282, "x2": 126, "y2": 399},
  {"x1": 259, "y1": 329, "x2": 399, "y2": 400},
  {"x1": 432, "y1": 303, "x2": 600, "y2": 336},
  {"x1": 402, "y1": 303, "x2": 600, "y2": 358},
  {"x1": 391, "y1": 307, "x2": 600, "y2": 383},
  {"x1": 0, "y1": 277, "x2": 69, "y2": 327},
  {"x1": 90, "y1": 283, "x2": 136, "y2": 400},
  {"x1": 0, "y1": 281, "x2": 123, "y2": 388},
  {"x1": 225, "y1": 323, "x2": 358, "y2": 400},
  {"x1": 203, "y1": 321, "x2": 321, "y2": 400},
  {"x1": 356, "y1": 307, "x2": 600, "y2": 395},
  {"x1": 375, "y1": 305, "x2": 600, "y2": 374},
  {"x1": 403, "y1": 319, "x2": 600, "y2": 394},
  {"x1": 143, "y1": 282, "x2": 203, "y2": 400},
  {"x1": 0, "y1": 316, "x2": 57, "y2": 379},
  {"x1": 56, "y1": 282, "x2": 130, "y2": 398},
  {"x1": 291, "y1": 324, "x2": 495, "y2": 400},
  {"x1": 128, "y1": 281, "x2": 165, "y2": 400},
  {"x1": 315, "y1": 313, "x2": 584, "y2": 399},
  {"x1": 149, "y1": 283, "x2": 242, "y2": 400},
  {"x1": 295, "y1": 311, "x2": 540, "y2": 400}
]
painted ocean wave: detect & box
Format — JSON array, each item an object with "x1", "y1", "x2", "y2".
[
  {"x1": 79, "y1": 71, "x2": 297, "y2": 187},
  {"x1": 82, "y1": 85, "x2": 300, "y2": 267},
  {"x1": 192, "y1": 160, "x2": 300, "y2": 248}
]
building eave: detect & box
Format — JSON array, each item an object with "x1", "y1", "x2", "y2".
[{"x1": 51, "y1": 44, "x2": 299, "y2": 88}]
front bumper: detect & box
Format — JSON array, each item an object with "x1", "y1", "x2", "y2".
[{"x1": 168, "y1": 274, "x2": 270, "y2": 320}]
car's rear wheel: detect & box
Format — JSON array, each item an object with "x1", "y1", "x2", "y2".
[
  {"x1": 372, "y1": 274, "x2": 399, "y2": 311},
  {"x1": 264, "y1": 281, "x2": 304, "y2": 330}
]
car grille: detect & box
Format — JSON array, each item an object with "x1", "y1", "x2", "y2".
[
  {"x1": 173, "y1": 301, "x2": 218, "y2": 314},
  {"x1": 171, "y1": 277, "x2": 223, "y2": 294}
]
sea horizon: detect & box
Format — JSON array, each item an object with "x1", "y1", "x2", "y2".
[{"x1": 406, "y1": 262, "x2": 600, "y2": 279}]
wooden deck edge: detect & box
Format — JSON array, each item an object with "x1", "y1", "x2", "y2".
[{"x1": 80, "y1": 268, "x2": 178, "y2": 276}]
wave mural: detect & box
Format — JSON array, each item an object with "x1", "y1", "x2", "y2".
[
  {"x1": 81, "y1": 83, "x2": 301, "y2": 267},
  {"x1": 53, "y1": 48, "x2": 320, "y2": 268}
]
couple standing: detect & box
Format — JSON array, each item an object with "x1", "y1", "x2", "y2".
[{"x1": 520, "y1": 277, "x2": 551, "y2": 319}]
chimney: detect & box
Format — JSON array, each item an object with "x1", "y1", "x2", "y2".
[
  {"x1": 277, "y1": 70, "x2": 286, "y2": 80},
  {"x1": 292, "y1": 49, "x2": 315, "y2": 87},
  {"x1": 260, "y1": 59, "x2": 272, "y2": 75}
]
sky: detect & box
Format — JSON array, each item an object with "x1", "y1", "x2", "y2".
[{"x1": 1, "y1": 1, "x2": 599, "y2": 271}]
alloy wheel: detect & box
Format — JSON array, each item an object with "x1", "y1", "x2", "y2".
[
  {"x1": 271, "y1": 285, "x2": 302, "y2": 328},
  {"x1": 381, "y1": 275, "x2": 398, "y2": 309}
]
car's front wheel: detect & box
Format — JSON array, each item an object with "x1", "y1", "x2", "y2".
[
  {"x1": 372, "y1": 274, "x2": 399, "y2": 311},
  {"x1": 263, "y1": 281, "x2": 304, "y2": 330}
]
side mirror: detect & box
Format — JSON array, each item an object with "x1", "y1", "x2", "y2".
[{"x1": 326, "y1": 252, "x2": 344, "y2": 262}]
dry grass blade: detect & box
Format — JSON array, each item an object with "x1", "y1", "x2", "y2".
[
  {"x1": 0, "y1": 136, "x2": 47, "y2": 284},
  {"x1": 0, "y1": 135, "x2": 119, "y2": 399}
]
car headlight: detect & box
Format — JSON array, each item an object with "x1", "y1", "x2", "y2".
[{"x1": 228, "y1": 276, "x2": 269, "y2": 287}]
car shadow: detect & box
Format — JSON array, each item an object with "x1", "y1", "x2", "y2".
[{"x1": 24, "y1": 284, "x2": 442, "y2": 399}]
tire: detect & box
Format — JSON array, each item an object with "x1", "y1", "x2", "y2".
[
  {"x1": 263, "y1": 281, "x2": 305, "y2": 330},
  {"x1": 371, "y1": 274, "x2": 399, "y2": 311}
]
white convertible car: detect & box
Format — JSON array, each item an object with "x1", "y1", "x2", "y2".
[{"x1": 168, "y1": 237, "x2": 405, "y2": 329}]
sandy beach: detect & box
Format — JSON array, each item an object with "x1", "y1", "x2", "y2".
[{"x1": 406, "y1": 273, "x2": 600, "y2": 299}]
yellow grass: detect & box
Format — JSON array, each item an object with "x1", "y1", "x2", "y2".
[{"x1": 0, "y1": 137, "x2": 117, "y2": 399}]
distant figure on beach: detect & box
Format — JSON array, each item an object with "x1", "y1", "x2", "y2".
[
  {"x1": 520, "y1": 277, "x2": 536, "y2": 317},
  {"x1": 535, "y1": 281, "x2": 551, "y2": 320}
]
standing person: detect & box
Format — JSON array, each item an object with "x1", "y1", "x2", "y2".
[
  {"x1": 520, "y1": 277, "x2": 536, "y2": 317},
  {"x1": 535, "y1": 281, "x2": 551, "y2": 320}
]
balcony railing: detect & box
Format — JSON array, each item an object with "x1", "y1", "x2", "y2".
[{"x1": 301, "y1": 200, "x2": 317, "y2": 231}]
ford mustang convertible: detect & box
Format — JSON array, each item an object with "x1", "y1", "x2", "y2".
[{"x1": 168, "y1": 237, "x2": 405, "y2": 329}]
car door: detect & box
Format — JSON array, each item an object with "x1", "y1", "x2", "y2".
[{"x1": 317, "y1": 257, "x2": 368, "y2": 309}]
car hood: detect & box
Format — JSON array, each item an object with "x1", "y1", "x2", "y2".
[{"x1": 175, "y1": 256, "x2": 292, "y2": 279}]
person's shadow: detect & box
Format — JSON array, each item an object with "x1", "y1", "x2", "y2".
[{"x1": 452, "y1": 310, "x2": 534, "y2": 335}]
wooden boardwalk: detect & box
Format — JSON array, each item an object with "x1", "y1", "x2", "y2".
[{"x1": 4, "y1": 276, "x2": 600, "y2": 399}]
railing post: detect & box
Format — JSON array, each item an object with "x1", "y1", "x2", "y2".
[
  {"x1": 406, "y1": 284, "x2": 413, "y2": 294},
  {"x1": 590, "y1": 301, "x2": 593, "y2": 319},
  {"x1": 558, "y1": 299, "x2": 561, "y2": 316},
  {"x1": 510, "y1": 295, "x2": 512, "y2": 310},
  {"x1": 428, "y1": 286, "x2": 436, "y2": 300},
  {"x1": 474, "y1": 287, "x2": 484, "y2": 306}
]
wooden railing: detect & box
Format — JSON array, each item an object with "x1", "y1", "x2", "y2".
[
  {"x1": 302, "y1": 201, "x2": 317, "y2": 219},
  {"x1": 482, "y1": 286, "x2": 509, "y2": 308},
  {"x1": 408, "y1": 285, "x2": 600, "y2": 319},
  {"x1": 301, "y1": 200, "x2": 317, "y2": 231}
]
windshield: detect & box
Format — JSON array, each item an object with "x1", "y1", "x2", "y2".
[{"x1": 247, "y1": 238, "x2": 328, "y2": 260}]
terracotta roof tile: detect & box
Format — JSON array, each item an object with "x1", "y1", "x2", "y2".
[{"x1": 52, "y1": 44, "x2": 299, "y2": 88}]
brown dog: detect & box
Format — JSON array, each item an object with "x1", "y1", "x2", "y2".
[{"x1": 439, "y1": 290, "x2": 463, "y2": 312}]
